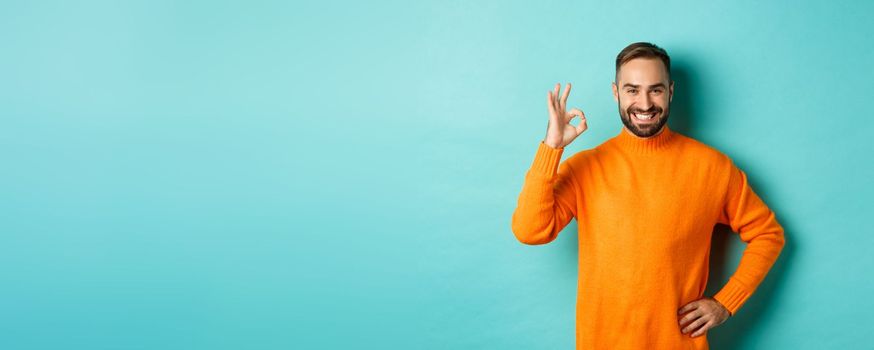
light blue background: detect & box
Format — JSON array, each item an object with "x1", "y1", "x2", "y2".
[{"x1": 1, "y1": 0, "x2": 871, "y2": 349}]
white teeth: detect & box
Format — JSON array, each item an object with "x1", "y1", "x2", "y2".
[{"x1": 634, "y1": 113, "x2": 654, "y2": 120}]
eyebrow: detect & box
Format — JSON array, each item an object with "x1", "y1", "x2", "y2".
[{"x1": 622, "y1": 83, "x2": 666, "y2": 89}]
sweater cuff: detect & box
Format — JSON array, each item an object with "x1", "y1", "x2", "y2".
[
  {"x1": 713, "y1": 277, "x2": 753, "y2": 316},
  {"x1": 530, "y1": 141, "x2": 564, "y2": 177}
]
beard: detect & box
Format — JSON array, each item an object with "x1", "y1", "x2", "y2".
[{"x1": 618, "y1": 98, "x2": 670, "y2": 138}]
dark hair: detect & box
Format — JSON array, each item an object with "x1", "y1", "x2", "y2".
[{"x1": 615, "y1": 42, "x2": 671, "y2": 82}]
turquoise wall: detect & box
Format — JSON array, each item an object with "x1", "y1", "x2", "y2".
[{"x1": 2, "y1": 0, "x2": 871, "y2": 348}]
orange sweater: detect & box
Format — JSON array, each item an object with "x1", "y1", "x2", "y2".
[{"x1": 511, "y1": 125, "x2": 785, "y2": 349}]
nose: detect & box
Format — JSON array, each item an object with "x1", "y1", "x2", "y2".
[{"x1": 639, "y1": 93, "x2": 653, "y2": 111}]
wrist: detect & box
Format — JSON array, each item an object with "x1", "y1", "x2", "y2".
[
  {"x1": 711, "y1": 297, "x2": 731, "y2": 317},
  {"x1": 543, "y1": 140, "x2": 563, "y2": 149}
]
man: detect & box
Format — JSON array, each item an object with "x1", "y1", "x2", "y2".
[{"x1": 510, "y1": 42, "x2": 785, "y2": 349}]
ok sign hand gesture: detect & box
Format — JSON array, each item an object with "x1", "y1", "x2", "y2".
[{"x1": 544, "y1": 82, "x2": 588, "y2": 149}]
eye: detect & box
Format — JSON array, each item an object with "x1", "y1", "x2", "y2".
[
  {"x1": 652, "y1": 89, "x2": 663, "y2": 95},
  {"x1": 627, "y1": 89, "x2": 638, "y2": 94}
]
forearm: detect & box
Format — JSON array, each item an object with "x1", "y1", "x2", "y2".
[
  {"x1": 713, "y1": 216, "x2": 785, "y2": 315},
  {"x1": 713, "y1": 166, "x2": 787, "y2": 315},
  {"x1": 510, "y1": 142, "x2": 576, "y2": 245}
]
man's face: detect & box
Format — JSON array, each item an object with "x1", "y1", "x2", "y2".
[{"x1": 612, "y1": 58, "x2": 674, "y2": 138}]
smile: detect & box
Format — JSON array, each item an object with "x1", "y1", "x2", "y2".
[{"x1": 632, "y1": 112, "x2": 658, "y2": 122}]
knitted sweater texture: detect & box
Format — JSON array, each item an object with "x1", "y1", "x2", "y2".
[{"x1": 511, "y1": 125, "x2": 786, "y2": 349}]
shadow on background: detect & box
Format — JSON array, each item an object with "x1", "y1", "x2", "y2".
[
  {"x1": 667, "y1": 59, "x2": 697, "y2": 135},
  {"x1": 705, "y1": 222, "x2": 796, "y2": 348},
  {"x1": 672, "y1": 60, "x2": 797, "y2": 348}
]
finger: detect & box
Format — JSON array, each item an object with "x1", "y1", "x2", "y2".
[
  {"x1": 576, "y1": 120, "x2": 587, "y2": 135},
  {"x1": 690, "y1": 320, "x2": 713, "y2": 337},
  {"x1": 560, "y1": 82, "x2": 571, "y2": 111},
  {"x1": 569, "y1": 108, "x2": 587, "y2": 134},
  {"x1": 682, "y1": 316, "x2": 709, "y2": 334},
  {"x1": 678, "y1": 310, "x2": 702, "y2": 327},
  {"x1": 678, "y1": 302, "x2": 699, "y2": 315},
  {"x1": 553, "y1": 83, "x2": 560, "y2": 106},
  {"x1": 569, "y1": 108, "x2": 586, "y2": 120},
  {"x1": 547, "y1": 91, "x2": 556, "y2": 117}
]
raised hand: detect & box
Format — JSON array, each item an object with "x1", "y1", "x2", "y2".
[{"x1": 544, "y1": 82, "x2": 588, "y2": 149}]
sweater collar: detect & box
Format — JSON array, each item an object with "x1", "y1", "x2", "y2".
[{"x1": 612, "y1": 124, "x2": 677, "y2": 153}]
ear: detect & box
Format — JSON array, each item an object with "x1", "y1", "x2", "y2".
[
  {"x1": 612, "y1": 81, "x2": 619, "y2": 102},
  {"x1": 669, "y1": 80, "x2": 674, "y2": 102}
]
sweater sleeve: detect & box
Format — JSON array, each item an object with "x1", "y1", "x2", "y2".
[
  {"x1": 712, "y1": 162, "x2": 786, "y2": 316},
  {"x1": 510, "y1": 141, "x2": 579, "y2": 245}
]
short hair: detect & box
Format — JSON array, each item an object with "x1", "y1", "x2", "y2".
[{"x1": 615, "y1": 42, "x2": 671, "y2": 83}]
